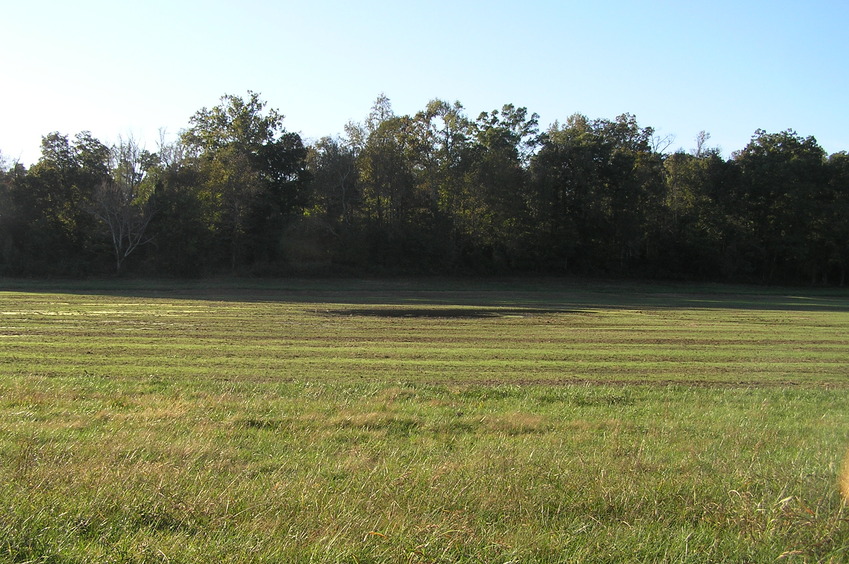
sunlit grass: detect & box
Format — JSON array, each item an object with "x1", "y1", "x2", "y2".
[{"x1": 1, "y1": 279, "x2": 848, "y2": 562}]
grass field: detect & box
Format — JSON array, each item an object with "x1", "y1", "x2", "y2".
[{"x1": 1, "y1": 278, "x2": 848, "y2": 562}]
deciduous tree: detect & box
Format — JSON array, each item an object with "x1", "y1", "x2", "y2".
[
  {"x1": 90, "y1": 137, "x2": 157, "y2": 273},
  {"x1": 733, "y1": 129, "x2": 828, "y2": 281},
  {"x1": 182, "y1": 92, "x2": 309, "y2": 270}
]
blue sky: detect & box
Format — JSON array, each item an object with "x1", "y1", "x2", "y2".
[{"x1": 2, "y1": 0, "x2": 848, "y2": 166}]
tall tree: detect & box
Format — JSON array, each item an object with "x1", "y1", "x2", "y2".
[
  {"x1": 14, "y1": 132, "x2": 110, "y2": 273},
  {"x1": 144, "y1": 136, "x2": 211, "y2": 276},
  {"x1": 307, "y1": 136, "x2": 359, "y2": 228},
  {"x1": 824, "y1": 152, "x2": 849, "y2": 284},
  {"x1": 406, "y1": 100, "x2": 472, "y2": 268},
  {"x1": 409, "y1": 99, "x2": 470, "y2": 204},
  {"x1": 182, "y1": 92, "x2": 309, "y2": 271},
  {"x1": 355, "y1": 95, "x2": 417, "y2": 227},
  {"x1": 528, "y1": 113, "x2": 664, "y2": 273},
  {"x1": 733, "y1": 129, "x2": 828, "y2": 281},
  {"x1": 660, "y1": 145, "x2": 739, "y2": 277},
  {"x1": 90, "y1": 137, "x2": 157, "y2": 273},
  {"x1": 527, "y1": 114, "x2": 598, "y2": 272},
  {"x1": 459, "y1": 104, "x2": 539, "y2": 269},
  {"x1": 0, "y1": 155, "x2": 21, "y2": 272}
]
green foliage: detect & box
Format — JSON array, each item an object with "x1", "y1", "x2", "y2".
[
  {"x1": 181, "y1": 91, "x2": 310, "y2": 272},
  {"x1": 2, "y1": 93, "x2": 849, "y2": 282},
  {"x1": 733, "y1": 129, "x2": 830, "y2": 282},
  {"x1": 7, "y1": 132, "x2": 110, "y2": 274},
  {"x1": 527, "y1": 114, "x2": 666, "y2": 273}
]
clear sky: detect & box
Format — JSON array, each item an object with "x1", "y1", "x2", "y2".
[{"x1": 2, "y1": 0, "x2": 848, "y2": 166}]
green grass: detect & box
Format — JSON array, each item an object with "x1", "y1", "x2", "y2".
[{"x1": 1, "y1": 278, "x2": 848, "y2": 562}]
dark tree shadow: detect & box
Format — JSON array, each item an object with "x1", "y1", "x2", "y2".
[
  {"x1": 2, "y1": 277, "x2": 847, "y2": 313},
  {"x1": 327, "y1": 307, "x2": 585, "y2": 319}
]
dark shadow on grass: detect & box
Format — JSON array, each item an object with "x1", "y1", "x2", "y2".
[
  {"x1": 2, "y1": 277, "x2": 847, "y2": 312},
  {"x1": 328, "y1": 307, "x2": 584, "y2": 319}
]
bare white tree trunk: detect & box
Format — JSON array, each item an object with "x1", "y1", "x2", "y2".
[{"x1": 91, "y1": 137, "x2": 156, "y2": 273}]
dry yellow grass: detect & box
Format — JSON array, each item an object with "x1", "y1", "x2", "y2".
[{"x1": 841, "y1": 447, "x2": 849, "y2": 503}]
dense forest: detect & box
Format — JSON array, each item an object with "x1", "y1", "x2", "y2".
[{"x1": 1, "y1": 92, "x2": 847, "y2": 284}]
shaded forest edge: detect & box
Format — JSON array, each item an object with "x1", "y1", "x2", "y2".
[{"x1": 1, "y1": 92, "x2": 847, "y2": 285}]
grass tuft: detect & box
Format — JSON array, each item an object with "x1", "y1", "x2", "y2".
[{"x1": 840, "y1": 447, "x2": 849, "y2": 504}]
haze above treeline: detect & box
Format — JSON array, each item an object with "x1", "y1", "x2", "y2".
[{"x1": 1, "y1": 92, "x2": 847, "y2": 285}]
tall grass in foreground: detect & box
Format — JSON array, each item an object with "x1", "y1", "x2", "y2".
[{"x1": 1, "y1": 280, "x2": 848, "y2": 562}]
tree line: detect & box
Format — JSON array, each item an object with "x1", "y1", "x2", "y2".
[{"x1": 1, "y1": 91, "x2": 847, "y2": 284}]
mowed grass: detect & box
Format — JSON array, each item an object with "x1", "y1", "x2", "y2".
[{"x1": 1, "y1": 279, "x2": 849, "y2": 562}]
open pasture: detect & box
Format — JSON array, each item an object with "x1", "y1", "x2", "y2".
[{"x1": 1, "y1": 279, "x2": 848, "y2": 562}]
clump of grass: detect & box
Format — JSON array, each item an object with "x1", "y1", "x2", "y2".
[
  {"x1": 841, "y1": 447, "x2": 849, "y2": 503},
  {"x1": 484, "y1": 412, "x2": 550, "y2": 435}
]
